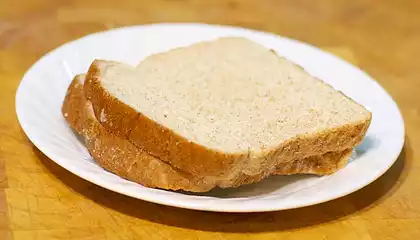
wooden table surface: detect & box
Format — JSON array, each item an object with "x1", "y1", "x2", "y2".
[{"x1": 1, "y1": 0, "x2": 419, "y2": 239}]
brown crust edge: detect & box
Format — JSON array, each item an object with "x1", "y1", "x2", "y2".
[
  {"x1": 84, "y1": 60, "x2": 245, "y2": 177},
  {"x1": 84, "y1": 59, "x2": 371, "y2": 178},
  {"x1": 63, "y1": 75, "x2": 353, "y2": 192},
  {"x1": 63, "y1": 75, "x2": 215, "y2": 192}
]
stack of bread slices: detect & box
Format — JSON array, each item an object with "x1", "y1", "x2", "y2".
[{"x1": 62, "y1": 37, "x2": 371, "y2": 192}]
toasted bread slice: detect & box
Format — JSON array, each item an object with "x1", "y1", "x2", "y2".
[{"x1": 63, "y1": 75, "x2": 351, "y2": 192}]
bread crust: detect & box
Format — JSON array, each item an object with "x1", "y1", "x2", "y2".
[
  {"x1": 84, "y1": 59, "x2": 371, "y2": 179},
  {"x1": 64, "y1": 75, "x2": 352, "y2": 192},
  {"x1": 63, "y1": 75, "x2": 214, "y2": 192}
]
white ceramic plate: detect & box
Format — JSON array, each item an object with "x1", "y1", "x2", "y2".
[{"x1": 16, "y1": 23, "x2": 404, "y2": 212}]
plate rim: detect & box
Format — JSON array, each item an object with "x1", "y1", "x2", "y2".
[{"x1": 15, "y1": 23, "x2": 405, "y2": 212}]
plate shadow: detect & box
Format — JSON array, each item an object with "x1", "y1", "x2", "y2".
[{"x1": 32, "y1": 138, "x2": 409, "y2": 233}]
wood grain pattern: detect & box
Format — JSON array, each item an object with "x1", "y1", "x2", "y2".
[{"x1": 1, "y1": 0, "x2": 419, "y2": 239}]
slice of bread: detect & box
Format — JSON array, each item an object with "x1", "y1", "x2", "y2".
[
  {"x1": 63, "y1": 75, "x2": 352, "y2": 192},
  {"x1": 84, "y1": 37, "x2": 371, "y2": 180},
  {"x1": 63, "y1": 75, "x2": 212, "y2": 192}
]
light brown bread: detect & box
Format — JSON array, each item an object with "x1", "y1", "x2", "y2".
[
  {"x1": 63, "y1": 75, "x2": 352, "y2": 192},
  {"x1": 84, "y1": 37, "x2": 371, "y2": 180}
]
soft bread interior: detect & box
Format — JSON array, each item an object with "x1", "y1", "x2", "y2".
[
  {"x1": 63, "y1": 74, "x2": 352, "y2": 192},
  {"x1": 98, "y1": 37, "x2": 370, "y2": 155}
]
